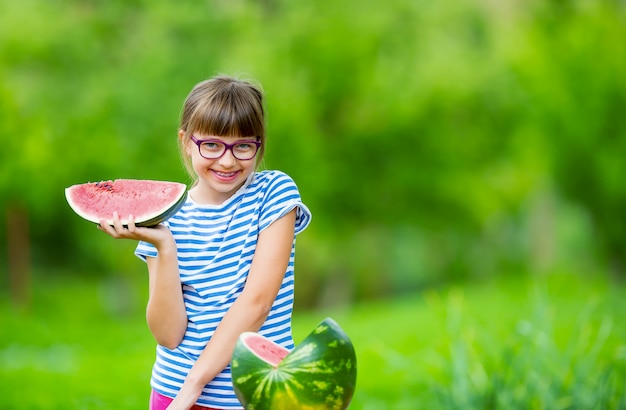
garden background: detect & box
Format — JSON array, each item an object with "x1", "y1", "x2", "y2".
[{"x1": 1, "y1": 0, "x2": 625, "y2": 408}]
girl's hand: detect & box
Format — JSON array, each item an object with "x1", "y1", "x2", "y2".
[
  {"x1": 97, "y1": 212, "x2": 173, "y2": 248},
  {"x1": 165, "y1": 380, "x2": 204, "y2": 410}
]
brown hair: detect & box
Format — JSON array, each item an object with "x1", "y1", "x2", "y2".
[{"x1": 178, "y1": 75, "x2": 266, "y2": 179}]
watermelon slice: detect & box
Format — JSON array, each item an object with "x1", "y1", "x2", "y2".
[
  {"x1": 65, "y1": 179, "x2": 187, "y2": 227},
  {"x1": 231, "y1": 317, "x2": 357, "y2": 410}
]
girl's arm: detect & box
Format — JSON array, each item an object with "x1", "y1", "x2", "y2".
[
  {"x1": 98, "y1": 213, "x2": 187, "y2": 348},
  {"x1": 167, "y1": 209, "x2": 297, "y2": 409},
  {"x1": 145, "y1": 246, "x2": 187, "y2": 349}
]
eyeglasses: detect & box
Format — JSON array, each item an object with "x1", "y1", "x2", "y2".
[{"x1": 190, "y1": 135, "x2": 261, "y2": 161}]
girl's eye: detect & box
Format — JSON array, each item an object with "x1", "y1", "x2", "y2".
[
  {"x1": 203, "y1": 142, "x2": 222, "y2": 151},
  {"x1": 235, "y1": 143, "x2": 254, "y2": 152}
]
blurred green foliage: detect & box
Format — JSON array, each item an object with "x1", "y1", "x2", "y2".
[
  {"x1": 1, "y1": 0, "x2": 625, "y2": 306},
  {"x1": 0, "y1": 272, "x2": 624, "y2": 408}
]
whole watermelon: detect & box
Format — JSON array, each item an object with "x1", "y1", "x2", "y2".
[{"x1": 231, "y1": 317, "x2": 357, "y2": 410}]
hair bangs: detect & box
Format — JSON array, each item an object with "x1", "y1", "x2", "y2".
[{"x1": 187, "y1": 87, "x2": 264, "y2": 139}]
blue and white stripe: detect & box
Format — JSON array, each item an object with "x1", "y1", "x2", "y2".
[{"x1": 135, "y1": 170, "x2": 311, "y2": 409}]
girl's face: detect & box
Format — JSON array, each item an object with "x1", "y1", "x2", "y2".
[{"x1": 181, "y1": 131, "x2": 258, "y2": 205}]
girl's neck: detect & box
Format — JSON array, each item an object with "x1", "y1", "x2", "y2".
[{"x1": 188, "y1": 185, "x2": 235, "y2": 205}]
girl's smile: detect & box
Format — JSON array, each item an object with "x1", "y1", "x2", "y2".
[{"x1": 212, "y1": 170, "x2": 240, "y2": 182}]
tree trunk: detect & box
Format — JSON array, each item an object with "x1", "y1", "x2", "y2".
[{"x1": 7, "y1": 203, "x2": 31, "y2": 310}]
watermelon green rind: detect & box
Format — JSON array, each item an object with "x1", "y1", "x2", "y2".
[
  {"x1": 65, "y1": 179, "x2": 187, "y2": 227},
  {"x1": 231, "y1": 317, "x2": 357, "y2": 410},
  {"x1": 277, "y1": 318, "x2": 357, "y2": 409}
]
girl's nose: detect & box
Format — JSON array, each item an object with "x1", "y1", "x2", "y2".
[{"x1": 218, "y1": 149, "x2": 237, "y2": 167}]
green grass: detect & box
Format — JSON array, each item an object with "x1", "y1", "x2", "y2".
[
  {"x1": 293, "y1": 273, "x2": 626, "y2": 409},
  {"x1": 1, "y1": 272, "x2": 625, "y2": 409}
]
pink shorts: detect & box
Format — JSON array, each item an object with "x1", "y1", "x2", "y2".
[{"x1": 149, "y1": 389, "x2": 221, "y2": 410}]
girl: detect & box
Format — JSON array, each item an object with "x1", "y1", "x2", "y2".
[{"x1": 98, "y1": 75, "x2": 311, "y2": 409}]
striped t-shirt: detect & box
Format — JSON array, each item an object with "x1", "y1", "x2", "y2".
[{"x1": 135, "y1": 170, "x2": 311, "y2": 409}]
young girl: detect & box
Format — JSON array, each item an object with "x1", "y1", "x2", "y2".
[{"x1": 98, "y1": 75, "x2": 311, "y2": 409}]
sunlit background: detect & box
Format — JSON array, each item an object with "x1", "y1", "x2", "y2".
[{"x1": 1, "y1": 0, "x2": 625, "y2": 408}]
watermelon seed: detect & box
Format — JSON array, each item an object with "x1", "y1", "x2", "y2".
[{"x1": 95, "y1": 181, "x2": 114, "y2": 191}]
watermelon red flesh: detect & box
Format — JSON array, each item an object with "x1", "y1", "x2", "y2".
[
  {"x1": 231, "y1": 318, "x2": 357, "y2": 410},
  {"x1": 242, "y1": 334, "x2": 290, "y2": 366},
  {"x1": 65, "y1": 179, "x2": 187, "y2": 227}
]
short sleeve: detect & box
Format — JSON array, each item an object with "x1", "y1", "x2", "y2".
[
  {"x1": 135, "y1": 240, "x2": 157, "y2": 262},
  {"x1": 259, "y1": 171, "x2": 311, "y2": 234}
]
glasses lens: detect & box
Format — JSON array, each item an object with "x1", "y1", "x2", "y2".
[
  {"x1": 199, "y1": 141, "x2": 226, "y2": 159},
  {"x1": 232, "y1": 142, "x2": 258, "y2": 160}
]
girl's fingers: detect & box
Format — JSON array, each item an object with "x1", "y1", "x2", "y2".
[
  {"x1": 98, "y1": 219, "x2": 117, "y2": 236},
  {"x1": 98, "y1": 212, "x2": 128, "y2": 238},
  {"x1": 127, "y1": 215, "x2": 136, "y2": 233},
  {"x1": 98, "y1": 212, "x2": 164, "y2": 242},
  {"x1": 112, "y1": 211, "x2": 125, "y2": 233},
  {"x1": 98, "y1": 219, "x2": 109, "y2": 231}
]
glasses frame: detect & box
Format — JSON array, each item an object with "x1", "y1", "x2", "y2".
[{"x1": 190, "y1": 135, "x2": 262, "y2": 161}]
